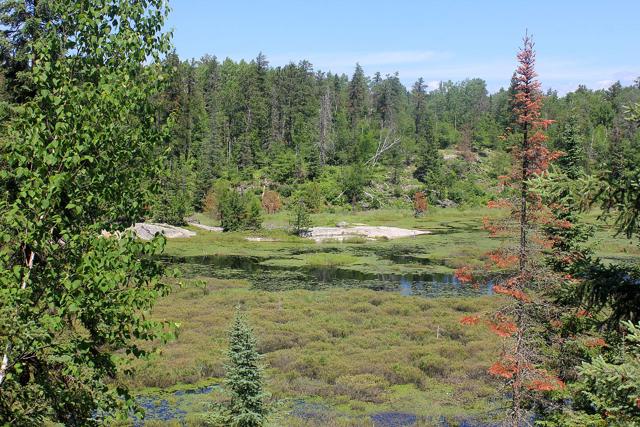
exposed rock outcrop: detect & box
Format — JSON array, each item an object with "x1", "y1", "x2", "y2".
[
  {"x1": 133, "y1": 223, "x2": 197, "y2": 240},
  {"x1": 309, "y1": 225, "x2": 429, "y2": 242}
]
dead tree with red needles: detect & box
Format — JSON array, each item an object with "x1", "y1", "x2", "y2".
[{"x1": 456, "y1": 33, "x2": 564, "y2": 426}]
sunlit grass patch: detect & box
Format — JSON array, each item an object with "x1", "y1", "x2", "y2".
[{"x1": 303, "y1": 253, "x2": 361, "y2": 267}]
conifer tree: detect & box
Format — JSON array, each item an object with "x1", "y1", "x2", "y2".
[
  {"x1": 412, "y1": 94, "x2": 445, "y2": 199},
  {"x1": 223, "y1": 311, "x2": 268, "y2": 427},
  {"x1": 348, "y1": 63, "x2": 368, "y2": 127},
  {"x1": 153, "y1": 155, "x2": 196, "y2": 225},
  {"x1": 577, "y1": 320, "x2": 640, "y2": 424},
  {"x1": 218, "y1": 186, "x2": 262, "y2": 232},
  {"x1": 556, "y1": 114, "x2": 583, "y2": 179},
  {"x1": 412, "y1": 78, "x2": 445, "y2": 196},
  {"x1": 456, "y1": 34, "x2": 564, "y2": 427},
  {"x1": 289, "y1": 198, "x2": 312, "y2": 236},
  {"x1": 411, "y1": 78, "x2": 428, "y2": 135}
]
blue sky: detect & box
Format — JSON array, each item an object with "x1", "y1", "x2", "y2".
[{"x1": 166, "y1": 0, "x2": 640, "y2": 94}]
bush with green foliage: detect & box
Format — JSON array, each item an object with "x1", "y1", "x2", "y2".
[
  {"x1": 0, "y1": 1, "x2": 173, "y2": 424},
  {"x1": 289, "y1": 199, "x2": 313, "y2": 236},
  {"x1": 315, "y1": 166, "x2": 343, "y2": 204},
  {"x1": 219, "y1": 186, "x2": 262, "y2": 232},
  {"x1": 341, "y1": 163, "x2": 369, "y2": 206},
  {"x1": 293, "y1": 182, "x2": 325, "y2": 213},
  {"x1": 447, "y1": 178, "x2": 489, "y2": 206}
]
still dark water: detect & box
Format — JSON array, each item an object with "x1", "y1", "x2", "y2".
[{"x1": 162, "y1": 254, "x2": 492, "y2": 298}]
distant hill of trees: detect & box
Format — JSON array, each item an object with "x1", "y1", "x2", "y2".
[{"x1": 149, "y1": 52, "x2": 640, "y2": 221}]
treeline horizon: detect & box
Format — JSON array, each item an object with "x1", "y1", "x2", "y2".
[
  {"x1": 171, "y1": 51, "x2": 627, "y2": 96},
  {"x1": 152, "y1": 49, "x2": 639, "y2": 223}
]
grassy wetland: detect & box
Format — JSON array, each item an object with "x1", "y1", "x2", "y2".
[{"x1": 123, "y1": 206, "x2": 637, "y2": 426}]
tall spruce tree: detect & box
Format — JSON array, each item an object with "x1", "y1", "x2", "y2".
[
  {"x1": 348, "y1": 63, "x2": 368, "y2": 127},
  {"x1": 557, "y1": 114, "x2": 583, "y2": 179},
  {"x1": 412, "y1": 79, "x2": 445, "y2": 198},
  {"x1": 456, "y1": 34, "x2": 565, "y2": 427},
  {"x1": 221, "y1": 311, "x2": 268, "y2": 427}
]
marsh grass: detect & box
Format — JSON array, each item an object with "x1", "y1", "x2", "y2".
[
  {"x1": 133, "y1": 207, "x2": 638, "y2": 425},
  {"x1": 128, "y1": 278, "x2": 505, "y2": 424},
  {"x1": 303, "y1": 253, "x2": 360, "y2": 267}
]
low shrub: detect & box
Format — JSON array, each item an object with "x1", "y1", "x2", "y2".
[
  {"x1": 304, "y1": 253, "x2": 359, "y2": 267},
  {"x1": 417, "y1": 353, "x2": 451, "y2": 378},
  {"x1": 334, "y1": 374, "x2": 389, "y2": 403},
  {"x1": 261, "y1": 190, "x2": 282, "y2": 214},
  {"x1": 218, "y1": 185, "x2": 262, "y2": 231},
  {"x1": 413, "y1": 191, "x2": 428, "y2": 216}
]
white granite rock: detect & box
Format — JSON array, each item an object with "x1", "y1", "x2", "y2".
[{"x1": 133, "y1": 223, "x2": 197, "y2": 240}]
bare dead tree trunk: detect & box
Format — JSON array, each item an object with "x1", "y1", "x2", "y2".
[
  {"x1": 511, "y1": 319, "x2": 524, "y2": 427},
  {"x1": 520, "y1": 124, "x2": 529, "y2": 272},
  {"x1": 512, "y1": 119, "x2": 529, "y2": 427},
  {"x1": 367, "y1": 127, "x2": 400, "y2": 166}
]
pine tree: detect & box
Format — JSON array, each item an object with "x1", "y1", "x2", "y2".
[
  {"x1": 557, "y1": 114, "x2": 583, "y2": 179},
  {"x1": 374, "y1": 73, "x2": 402, "y2": 129},
  {"x1": 544, "y1": 320, "x2": 640, "y2": 426},
  {"x1": 218, "y1": 186, "x2": 262, "y2": 232},
  {"x1": 412, "y1": 78, "x2": 444, "y2": 195},
  {"x1": 153, "y1": 155, "x2": 196, "y2": 225},
  {"x1": 348, "y1": 63, "x2": 368, "y2": 127},
  {"x1": 412, "y1": 84, "x2": 445, "y2": 198},
  {"x1": 578, "y1": 320, "x2": 640, "y2": 423},
  {"x1": 411, "y1": 78, "x2": 428, "y2": 135},
  {"x1": 223, "y1": 311, "x2": 268, "y2": 427}
]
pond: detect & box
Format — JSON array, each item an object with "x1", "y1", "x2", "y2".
[{"x1": 162, "y1": 254, "x2": 492, "y2": 298}]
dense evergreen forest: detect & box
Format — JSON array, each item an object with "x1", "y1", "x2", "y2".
[{"x1": 152, "y1": 52, "x2": 640, "y2": 224}]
